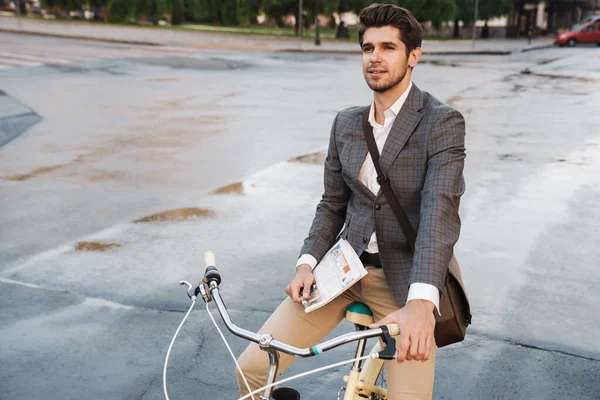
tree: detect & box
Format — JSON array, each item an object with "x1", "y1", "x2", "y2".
[
  {"x1": 40, "y1": 0, "x2": 86, "y2": 15},
  {"x1": 171, "y1": 0, "x2": 184, "y2": 24},
  {"x1": 346, "y1": 0, "x2": 455, "y2": 27},
  {"x1": 453, "y1": 0, "x2": 512, "y2": 37},
  {"x1": 184, "y1": 0, "x2": 258, "y2": 25}
]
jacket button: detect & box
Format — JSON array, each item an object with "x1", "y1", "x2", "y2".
[
  {"x1": 363, "y1": 237, "x2": 369, "y2": 244},
  {"x1": 375, "y1": 204, "x2": 381, "y2": 210}
]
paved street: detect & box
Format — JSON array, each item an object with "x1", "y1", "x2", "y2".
[{"x1": 1, "y1": 31, "x2": 599, "y2": 400}]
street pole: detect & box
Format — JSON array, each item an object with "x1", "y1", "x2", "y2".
[
  {"x1": 471, "y1": 0, "x2": 479, "y2": 49},
  {"x1": 298, "y1": 0, "x2": 303, "y2": 49},
  {"x1": 527, "y1": 10, "x2": 533, "y2": 45},
  {"x1": 16, "y1": 0, "x2": 22, "y2": 29},
  {"x1": 314, "y1": 0, "x2": 321, "y2": 46},
  {"x1": 298, "y1": 0, "x2": 303, "y2": 38}
]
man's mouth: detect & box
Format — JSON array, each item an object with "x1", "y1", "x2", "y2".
[{"x1": 367, "y1": 69, "x2": 387, "y2": 76}]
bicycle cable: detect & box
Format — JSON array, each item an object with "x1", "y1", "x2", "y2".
[
  {"x1": 237, "y1": 353, "x2": 374, "y2": 400},
  {"x1": 205, "y1": 302, "x2": 256, "y2": 400},
  {"x1": 163, "y1": 298, "x2": 257, "y2": 400},
  {"x1": 163, "y1": 298, "x2": 197, "y2": 400}
]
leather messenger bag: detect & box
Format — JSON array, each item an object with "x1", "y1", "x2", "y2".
[{"x1": 361, "y1": 107, "x2": 472, "y2": 348}]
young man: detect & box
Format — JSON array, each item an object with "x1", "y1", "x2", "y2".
[{"x1": 237, "y1": 4, "x2": 466, "y2": 399}]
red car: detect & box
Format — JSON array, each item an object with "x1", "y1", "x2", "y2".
[{"x1": 555, "y1": 20, "x2": 600, "y2": 47}]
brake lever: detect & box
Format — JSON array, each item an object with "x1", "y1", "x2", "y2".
[
  {"x1": 180, "y1": 280, "x2": 211, "y2": 302},
  {"x1": 377, "y1": 325, "x2": 397, "y2": 360}
]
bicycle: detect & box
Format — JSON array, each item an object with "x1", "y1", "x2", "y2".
[{"x1": 163, "y1": 251, "x2": 400, "y2": 400}]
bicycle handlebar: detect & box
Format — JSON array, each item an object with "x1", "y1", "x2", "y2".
[{"x1": 200, "y1": 251, "x2": 400, "y2": 360}]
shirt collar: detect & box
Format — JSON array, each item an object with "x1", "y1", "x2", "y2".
[{"x1": 368, "y1": 81, "x2": 413, "y2": 127}]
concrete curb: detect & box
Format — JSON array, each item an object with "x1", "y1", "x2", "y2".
[
  {"x1": 277, "y1": 48, "x2": 513, "y2": 55},
  {"x1": 0, "y1": 27, "x2": 161, "y2": 46},
  {"x1": 519, "y1": 44, "x2": 555, "y2": 52}
]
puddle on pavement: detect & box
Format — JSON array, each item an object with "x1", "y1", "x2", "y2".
[
  {"x1": 137, "y1": 56, "x2": 252, "y2": 71},
  {"x1": 144, "y1": 77, "x2": 182, "y2": 83},
  {"x1": 446, "y1": 94, "x2": 463, "y2": 107},
  {"x1": 213, "y1": 181, "x2": 244, "y2": 195},
  {"x1": 86, "y1": 169, "x2": 127, "y2": 182},
  {"x1": 289, "y1": 151, "x2": 326, "y2": 165},
  {"x1": 75, "y1": 241, "x2": 121, "y2": 252},
  {"x1": 4, "y1": 165, "x2": 66, "y2": 181},
  {"x1": 499, "y1": 153, "x2": 523, "y2": 162},
  {"x1": 2, "y1": 153, "x2": 103, "y2": 182},
  {"x1": 133, "y1": 207, "x2": 214, "y2": 223}
]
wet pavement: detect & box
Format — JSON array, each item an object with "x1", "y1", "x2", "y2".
[{"x1": 1, "y1": 33, "x2": 599, "y2": 400}]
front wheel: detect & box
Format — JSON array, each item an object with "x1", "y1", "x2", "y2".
[{"x1": 566, "y1": 38, "x2": 577, "y2": 47}]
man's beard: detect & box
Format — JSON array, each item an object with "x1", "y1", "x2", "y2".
[{"x1": 364, "y1": 65, "x2": 408, "y2": 93}]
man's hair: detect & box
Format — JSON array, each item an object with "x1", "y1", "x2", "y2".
[{"x1": 358, "y1": 3, "x2": 423, "y2": 56}]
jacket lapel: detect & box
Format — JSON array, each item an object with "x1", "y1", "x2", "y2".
[
  {"x1": 378, "y1": 84, "x2": 425, "y2": 175},
  {"x1": 347, "y1": 110, "x2": 375, "y2": 199}
]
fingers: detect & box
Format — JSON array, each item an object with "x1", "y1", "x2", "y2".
[
  {"x1": 416, "y1": 333, "x2": 427, "y2": 361},
  {"x1": 396, "y1": 332, "x2": 410, "y2": 363},
  {"x1": 287, "y1": 272, "x2": 314, "y2": 303},
  {"x1": 302, "y1": 277, "x2": 314, "y2": 300},
  {"x1": 290, "y1": 280, "x2": 303, "y2": 303},
  {"x1": 423, "y1": 333, "x2": 433, "y2": 362},
  {"x1": 406, "y1": 334, "x2": 420, "y2": 361},
  {"x1": 285, "y1": 277, "x2": 302, "y2": 303}
]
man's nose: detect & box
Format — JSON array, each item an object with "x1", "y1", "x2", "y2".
[{"x1": 370, "y1": 47, "x2": 383, "y2": 63}]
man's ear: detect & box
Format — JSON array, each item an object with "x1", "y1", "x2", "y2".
[{"x1": 409, "y1": 47, "x2": 422, "y2": 68}]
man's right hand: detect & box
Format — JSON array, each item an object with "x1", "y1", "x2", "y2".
[{"x1": 285, "y1": 264, "x2": 315, "y2": 303}]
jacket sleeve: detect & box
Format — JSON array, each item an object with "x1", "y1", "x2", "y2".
[
  {"x1": 299, "y1": 113, "x2": 351, "y2": 262},
  {"x1": 410, "y1": 108, "x2": 466, "y2": 293}
]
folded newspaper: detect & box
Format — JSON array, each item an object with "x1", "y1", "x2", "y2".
[{"x1": 302, "y1": 239, "x2": 368, "y2": 313}]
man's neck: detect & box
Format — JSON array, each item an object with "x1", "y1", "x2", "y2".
[{"x1": 373, "y1": 77, "x2": 411, "y2": 125}]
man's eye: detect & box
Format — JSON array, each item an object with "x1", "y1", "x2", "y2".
[
  {"x1": 385, "y1": 46, "x2": 394, "y2": 50},
  {"x1": 363, "y1": 47, "x2": 373, "y2": 53}
]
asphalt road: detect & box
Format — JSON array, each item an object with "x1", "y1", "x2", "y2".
[{"x1": 1, "y1": 33, "x2": 599, "y2": 400}]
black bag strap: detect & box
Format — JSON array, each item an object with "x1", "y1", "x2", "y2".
[{"x1": 362, "y1": 106, "x2": 417, "y2": 253}]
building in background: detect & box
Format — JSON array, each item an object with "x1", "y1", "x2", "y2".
[{"x1": 507, "y1": 0, "x2": 600, "y2": 36}]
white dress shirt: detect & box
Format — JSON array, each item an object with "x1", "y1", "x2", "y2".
[{"x1": 297, "y1": 82, "x2": 440, "y2": 313}]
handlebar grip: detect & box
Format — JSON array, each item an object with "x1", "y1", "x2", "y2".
[
  {"x1": 204, "y1": 250, "x2": 216, "y2": 269},
  {"x1": 387, "y1": 324, "x2": 400, "y2": 336},
  {"x1": 203, "y1": 250, "x2": 221, "y2": 286}
]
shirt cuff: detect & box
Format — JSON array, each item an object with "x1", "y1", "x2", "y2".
[
  {"x1": 295, "y1": 254, "x2": 318, "y2": 272},
  {"x1": 407, "y1": 283, "x2": 441, "y2": 316}
]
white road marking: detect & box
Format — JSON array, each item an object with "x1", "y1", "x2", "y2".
[{"x1": 0, "y1": 51, "x2": 70, "y2": 64}]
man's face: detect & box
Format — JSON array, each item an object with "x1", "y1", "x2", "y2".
[{"x1": 361, "y1": 26, "x2": 413, "y2": 93}]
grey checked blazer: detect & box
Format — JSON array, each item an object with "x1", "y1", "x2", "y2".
[{"x1": 300, "y1": 84, "x2": 466, "y2": 307}]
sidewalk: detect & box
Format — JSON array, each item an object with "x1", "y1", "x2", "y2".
[{"x1": 0, "y1": 16, "x2": 555, "y2": 54}]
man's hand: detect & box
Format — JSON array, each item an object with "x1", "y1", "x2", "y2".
[
  {"x1": 370, "y1": 299, "x2": 436, "y2": 363},
  {"x1": 285, "y1": 264, "x2": 315, "y2": 303}
]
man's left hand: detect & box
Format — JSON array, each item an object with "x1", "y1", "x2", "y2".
[{"x1": 369, "y1": 299, "x2": 436, "y2": 363}]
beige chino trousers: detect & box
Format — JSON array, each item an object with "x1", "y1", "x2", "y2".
[{"x1": 236, "y1": 266, "x2": 436, "y2": 400}]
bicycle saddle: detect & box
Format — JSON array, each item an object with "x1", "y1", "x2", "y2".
[{"x1": 345, "y1": 302, "x2": 374, "y2": 327}]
